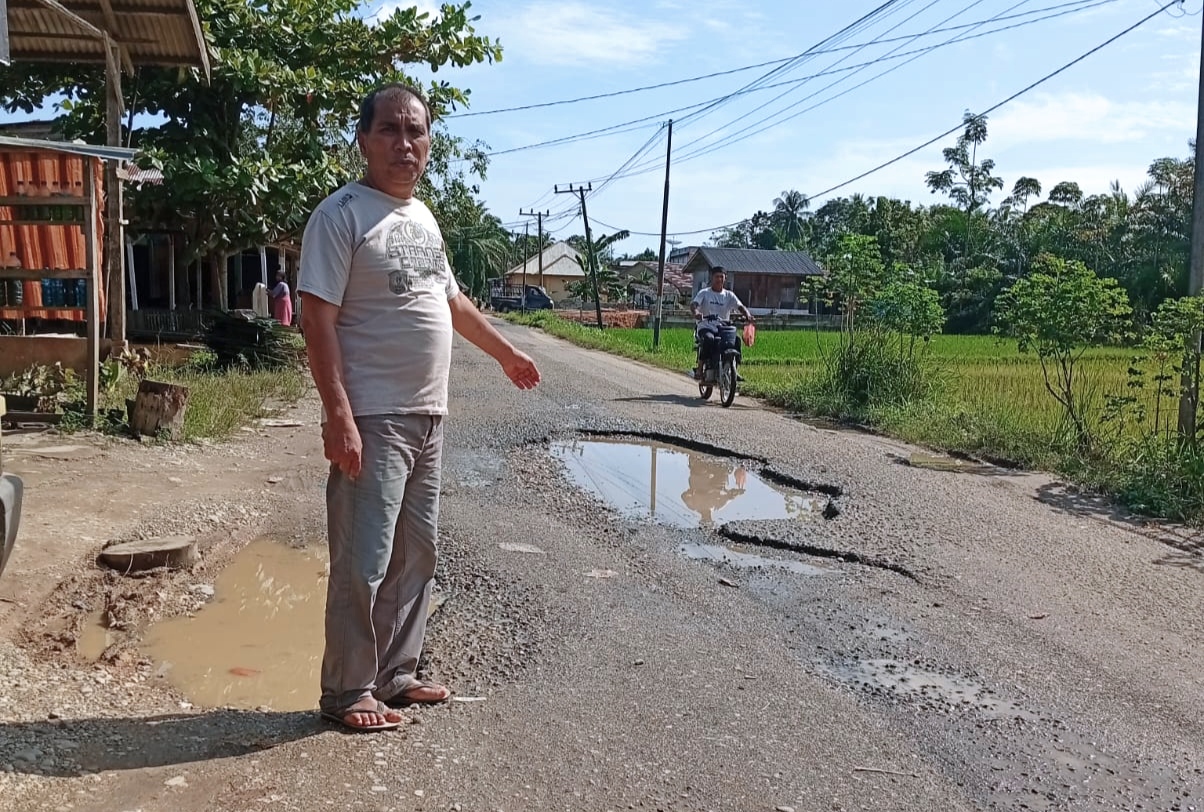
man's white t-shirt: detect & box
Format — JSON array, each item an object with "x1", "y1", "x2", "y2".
[
  {"x1": 298, "y1": 182, "x2": 460, "y2": 417},
  {"x1": 693, "y1": 287, "x2": 744, "y2": 321}
]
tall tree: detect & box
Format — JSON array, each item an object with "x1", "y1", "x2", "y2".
[
  {"x1": 0, "y1": 0, "x2": 502, "y2": 291},
  {"x1": 925, "y1": 111, "x2": 1004, "y2": 260}
]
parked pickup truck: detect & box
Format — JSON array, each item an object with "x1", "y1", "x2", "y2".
[
  {"x1": 0, "y1": 395, "x2": 23, "y2": 579},
  {"x1": 488, "y1": 281, "x2": 555, "y2": 313}
]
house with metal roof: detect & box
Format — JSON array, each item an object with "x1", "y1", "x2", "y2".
[
  {"x1": 502, "y1": 241, "x2": 586, "y2": 303},
  {"x1": 683, "y1": 246, "x2": 825, "y2": 314}
]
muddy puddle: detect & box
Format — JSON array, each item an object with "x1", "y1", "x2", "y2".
[
  {"x1": 142, "y1": 537, "x2": 330, "y2": 712},
  {"x1": 678, "y1": 542, "x2": 830, "y2": 575},
  {"x1": 550, "y1": 439, "x2": 820, "y2": 528},
  {"x1": 823, "y1": 658, "x2": 1033, "y2": 721}
]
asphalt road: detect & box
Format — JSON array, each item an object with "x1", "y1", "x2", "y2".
[{"x1": 2, "y1": 319, "x2": 1202, "y2": 812}]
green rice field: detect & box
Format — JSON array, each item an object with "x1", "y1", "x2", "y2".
[{"x1": 507, "y1": 313, "x2": 1161, "y2": 469}]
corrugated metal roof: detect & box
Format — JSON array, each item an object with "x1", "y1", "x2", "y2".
[
  {"x1": 116, "y1": 164, "x2": 163, "y2": 184},
  {"x1": 686, "y1": 247, "x2": 825, "y2": 277},
  {"x1": 0, "y1": 135, "x2": 137, "y2": 162},
  {"x1": 5, "y1": 0, "x2": 209, "y2": 75}
]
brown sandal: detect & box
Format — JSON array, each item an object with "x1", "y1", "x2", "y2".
[
  {"x1": 321, "y1": 700, "x2": 403, "y2": 731},
  {"x1": 387, "y1": 681, "x2": 451, "y2": 707}
]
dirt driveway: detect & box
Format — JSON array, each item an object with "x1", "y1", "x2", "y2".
[{"x1": 0, "y1": 321, "x2": 1200, "y2": 812}]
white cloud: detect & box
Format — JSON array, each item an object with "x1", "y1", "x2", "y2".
[
  {"x1": 367, "y1": 0, "x2": 442, "y2": 22},
  {"x1": 984, "y1": 92, "x2": 1195, "y2": 147},
  {"x1": 492, "y1": 2, "x2": 686, "y2": 67}
]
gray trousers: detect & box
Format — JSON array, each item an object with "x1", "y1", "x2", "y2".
[{"x1": 320, "y1": 414, "x2": 443, "y2": 713}]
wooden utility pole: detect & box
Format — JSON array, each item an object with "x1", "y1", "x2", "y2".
[
  {"x1": 519, "y1": 208, "x2": 549, "y2": 288},
  {"x1": 1180, "y1": 9, "x2": 1204, "y2": 440},
  {"x1": 555, "y1": 183, "x2": 603, "y2": 329},
  {"x1": 653, "y1": 119, "x2": 674, "y2": 349},
  {"x1": 105, "y1": 38, "x2": 127, "y2": 351},
  {"x1": 522, "y1": 221, "x2": 529, "y2": 314}
]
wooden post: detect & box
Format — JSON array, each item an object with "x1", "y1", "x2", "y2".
[
  {"x1": 167, "y1": 234, "x2": 176, "y2": 311},
  {"x1": 84, "y1": 159, "x2": 99, "y2": 419},
  {"x1": 105, "y1": 38, "x2": 126, "y2": 351}
]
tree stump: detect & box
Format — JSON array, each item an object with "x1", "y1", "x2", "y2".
[
  {"x1": 99, "y1": 536, "x2": 198, "y2": 573},
  {"x1": 128, "y1": 380, "x2": 191, "y2": 441}
]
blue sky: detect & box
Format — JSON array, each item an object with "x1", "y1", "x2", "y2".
[{"x1": 394, "y1": 0, "x2": 1203, "y2": 253}]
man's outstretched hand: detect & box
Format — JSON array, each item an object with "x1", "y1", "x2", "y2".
[{"x1": 501, "y1": 349, "x2": 541, "y2": 390}]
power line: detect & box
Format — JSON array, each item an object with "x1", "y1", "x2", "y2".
[
  {"x1": 584, "y1": 0, "x2": 1116, "y2": 185},
  {"x1": 583, "y1": 0, "x2": 1182, "y2": 241},
  {"x1": 667, "y1": 0, "x2": 966, "y2": 165},
  {"x1": 667, "y1": 0, "x2": 1013, "y2": 169},
  {"x1": 664, "y1": 0, "x2": 919, "y2": 132},
  {"x1": 446, "y1": 0, "x2": 1110, "y2": 119},
  {"x1": 471, "y1": 0, "x2": 1112, "y2": 162},
  {"x1": 808, "y1": 0, "x2": 1182, "y2": 199},
  {"x1": 477, "y1": 0, "x2": 911, "y2": 160}
]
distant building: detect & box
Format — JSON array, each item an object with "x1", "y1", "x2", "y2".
[
  {"x1": 683, "y1": 247, "x2": 825, "y2": 314},
  {"x1": 502, "y1": 241, "x2": 585, "y2": 303}
]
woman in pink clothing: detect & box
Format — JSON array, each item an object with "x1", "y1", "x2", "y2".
[{"x1": 269, "y1": 269, "x2": 293, "y2": 325}]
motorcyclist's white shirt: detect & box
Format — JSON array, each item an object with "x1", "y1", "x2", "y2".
[{"x1": 692, "y1": 287, "x2": 744, "y2": 320}]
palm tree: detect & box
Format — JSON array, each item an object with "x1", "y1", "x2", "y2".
[
  {"x1": 446, "y1": 211, "x2": 511, "y2": 298},
  {"x1": 772, "y1": 189, "x2": 811, "y2": 245}
]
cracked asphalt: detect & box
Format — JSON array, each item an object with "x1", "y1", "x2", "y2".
[{"x1": 1, "y1": 319, "x2": 1201, "y2": 811}]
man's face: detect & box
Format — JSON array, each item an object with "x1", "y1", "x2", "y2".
[
  {"x1": 710, "y1": 272, "x2": 726, "y2": 290},
  {"x1": 356, "y1": 93, "x2": 431, "y2": 198}
]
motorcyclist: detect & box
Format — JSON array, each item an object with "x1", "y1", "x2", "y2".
[{"x1": 691, "y1": 266, "x2": 753, "y2": 381}]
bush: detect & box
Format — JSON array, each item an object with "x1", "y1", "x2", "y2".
[{"x1": 804, "y1": 335, "x2": 943, "y2": 420}]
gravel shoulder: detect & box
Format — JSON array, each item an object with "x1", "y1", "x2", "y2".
[{"x1": 0, "y1": 321, "x2": 1200, "y2": 812}]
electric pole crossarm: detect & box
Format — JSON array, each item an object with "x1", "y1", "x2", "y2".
[
  {"x1": 519, "y1": 208, "x2": 550, "y2": 290},
  {"x1": 554, "y1": 183, "x2": 604, "y2": 330}
]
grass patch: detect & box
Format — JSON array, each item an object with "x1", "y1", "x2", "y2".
[{"x1": 53, "y1": 347, "x2": 308, "y2": 442}]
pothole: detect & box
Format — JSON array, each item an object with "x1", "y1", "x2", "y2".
[
  {"x1": 141, "y1": 537, "x2": 330, "y2": 711},
  {"x1": 678, "y1": 542, "x2": 831, "y2": 575},
  {"x1": 821, "y1": 658, "x2": 1034, "y2": 721},
  {"x1": 549, "y1": 437, "x2": 830, "y2": 529}
]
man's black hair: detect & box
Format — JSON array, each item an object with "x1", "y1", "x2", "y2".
[
  {"x1": 358, "y1": 83, "x2": 433, "y2": 133},
  {"x1": 710, "y1": 266, "x2": 726, "y2": 275}
]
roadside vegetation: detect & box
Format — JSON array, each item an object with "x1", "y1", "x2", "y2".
[{"x1": 2, "y1": 325, "x2": 307, "y2": 442}]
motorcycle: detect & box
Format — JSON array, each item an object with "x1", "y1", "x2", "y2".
[{"x1": 694, "y1": 314, "x2": 747, "y2": 408}]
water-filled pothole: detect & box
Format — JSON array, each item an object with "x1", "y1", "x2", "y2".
[
  {"x1": 550, "y1": 438, "x2": 823, "y2": 529},
  {"x1": 678, "y1": 542, "x2": 830, "y2": 575},
  {"x1": 142, "y1": 537, "x2": 330, "y2": 711},
  {"x1": 822, "y1": 658, "x2": 1033, "y2": 721}
]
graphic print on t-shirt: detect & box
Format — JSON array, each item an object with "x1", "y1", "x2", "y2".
[{"x1": 385, "y1": 219, "x2": 447, "y2": 295}]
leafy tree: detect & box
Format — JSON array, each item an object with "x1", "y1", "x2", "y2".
[
  {"x1": 1003, "y1": 177, "x2": 1042, "y2": 213},
  {"x1": 821, "y1": 233, "x2": 886, "y2": 340},
  {"x1": 0, "y1": 0, "x2": 502, "y2": 306},
  {"x1": 871, "y1": 280, "x2": 946, "y2": 358},
  {"x1": 995, "y1": 254, "x2": 1133, "y2": 446},
  {"x1": 925, "y1": 112, "x2": 1004, "y2": 216}
]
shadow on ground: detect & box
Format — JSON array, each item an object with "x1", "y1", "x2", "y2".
[
  {"x1": 1035, "y1": 482, "x2": 1204, "y2": 566},
  {"x1": 613, "y1": 394, "x2": 757, "y2": 409},
  {"x1": 1, "y1": 710, "x2": 323, "y2": 777}
]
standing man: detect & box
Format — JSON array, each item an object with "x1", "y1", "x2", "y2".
[
  {"x1": 299, "y1": 83, "x2": 541, "y2": 732},
  {"x1": 269, "y1": 268, "x2": 293, "y2": 326},
  {"x1": 690, "y1": 266, "x2": 753, "y2": 380}
]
